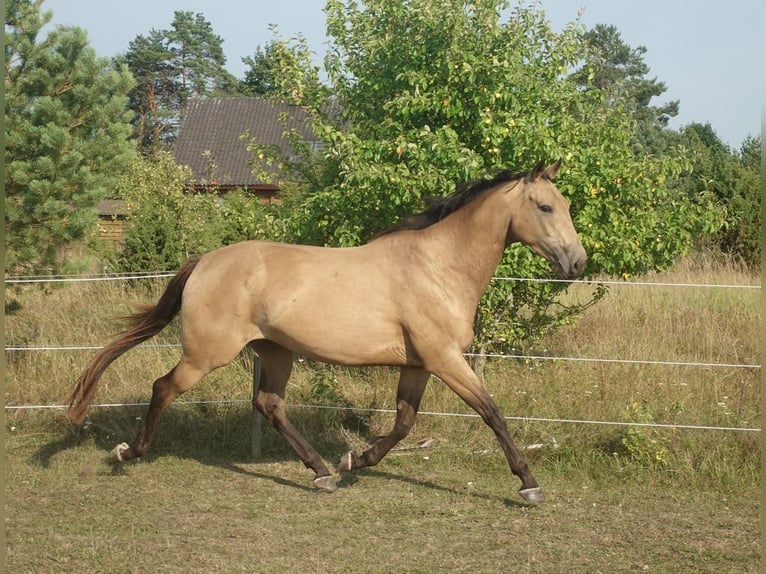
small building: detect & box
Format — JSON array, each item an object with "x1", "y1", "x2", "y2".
[
  {"x1": 95, "y1": 199, "x2": 129, "y2": 249},
  {"x1": 173, "y1": 96, "x2": 320, "y2": 203}
]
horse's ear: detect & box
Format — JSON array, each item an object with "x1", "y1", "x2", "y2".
[
  {"x1": 543, "y1": 158, "x2": 562, "y2": 180},
  {"x1": 530, "y1": 160, "x2": 546, "y2": 179}
]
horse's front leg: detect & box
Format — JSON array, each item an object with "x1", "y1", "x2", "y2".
[
  {"x1": 338, "y1": 367, "x2": 430, "y2": 472},
  {"x1": 251, "y1": 341, "x2": 337, "y2": 492},
  {"x1": 430, "y1": 353, "x2": 543, "y2": 504}
]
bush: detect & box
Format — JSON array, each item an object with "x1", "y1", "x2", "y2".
[{"x1": 109, "y1": 152, "x2": 278, "y2": 272}]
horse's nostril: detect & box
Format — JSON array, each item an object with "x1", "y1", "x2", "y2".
[{"x1": 572, "y1": 257, "x2": 586, "y2": 277}]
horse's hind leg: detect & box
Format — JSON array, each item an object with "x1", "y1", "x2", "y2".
[
  {"x1": 251, "y1": 340, "x2": 336, "y2": 492},
  {"x1": 339, "y1": 366, "x2": 430, "y2": 473},
  {"x1": 108, "y1": 359, "x2": 206, "y2": 464}
]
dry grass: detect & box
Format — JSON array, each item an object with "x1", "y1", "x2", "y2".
[{"x1": 4, "y1": 253, "x2": 761, "y2": 571}]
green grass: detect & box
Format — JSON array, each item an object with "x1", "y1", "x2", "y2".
[{"x1": 5, "y1": 253, "x2": 761, "y2": 571}]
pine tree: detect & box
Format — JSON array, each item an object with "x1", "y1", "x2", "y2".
[
  {"x1": 121, "y1": 29, "x2": 180, "y2": 152},
  {"x1": 123, "y1": 10, "x2": 238, "y2": 153},
  {"x1": 570, "y1": 23, "x2": 679, "y2": 153},
  {"x1": 4, "y1": 0, "x2": 136, "y2": 274}
]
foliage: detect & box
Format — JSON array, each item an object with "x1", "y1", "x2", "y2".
[
  {"x1": 618, "y1": 401, "x2": 670, "y2": 468},
  {"x1": 121, "y1": 30, "x2": 179, "y2": 153},
  {"x1": 676, "y1": 125, "x2": 761, "y2": 266},
  {"x1": 4, "y1": 0, "x2": 135, "y2": 274},
  {"x1": 307, "y1": 364, "x2": 342, "y2": 404},
  {"x1": 120, "y1": 10, "x2": 238, "y2": 153},
  {"x1": 728, "y1": 135, "x2": 762, "y2": 266},
  {"x1": 110, "y1": 152, "x2": 277, "y2": 272},
  {"x1": 240, "y1": 27, "x2": 326, "y2": 102},
  {"x1": 570, "y1": 25, "x2": 758, "y2": 266},
  {"x1": 111, "y1": 152, "x2": 210, "y2": 272},
  {"x1": 570, "y1": 23, "x2": 679, "y2": 153},
  {"x1": 246, "y1": 0, "x2": 723, "y2": 352},
  {"x1": 216, "y1": 188, "x2": 282, "y2": 246}
]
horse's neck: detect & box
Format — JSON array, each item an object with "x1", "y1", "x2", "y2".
[{"x1": 423, "y1": 187, "x2": 513, "y2": 303}]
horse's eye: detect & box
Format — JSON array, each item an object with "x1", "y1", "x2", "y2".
[{"x1": 538, "y1": 204, "x2": 553, "y2": 214}]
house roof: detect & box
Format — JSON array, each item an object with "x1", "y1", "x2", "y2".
[{"x1": 173, "y1": 97, "x2": 316, "y2": 189}]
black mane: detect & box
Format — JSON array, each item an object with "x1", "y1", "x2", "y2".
[{"x1": 371, "y1": 168, "x2": 528, "y2": 240}]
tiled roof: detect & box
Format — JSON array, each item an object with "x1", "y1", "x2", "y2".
[{"x1": 173, "y1": 97, "x2": 316, "y2": 188}]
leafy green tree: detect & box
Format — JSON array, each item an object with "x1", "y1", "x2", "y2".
[
  {"x1": 167, "y1": 11, "x2": 238, "y2": 101},
  {"x1": 570, "y1": 23, "x2": 679, "y2": 154},
  {"x1": 572, "y1": 23, "x2": 688, "y2": 158},
  {"x1": 727, "y1": 135, "x2": 761, "y2": 266},
  {"x1": 114, "y1": 152, "x2": 220, "y2": 272},
  {"x1": 678, "y1": 123, "x2": 734, "y2": 198},
  {"x1": 4, "y1": 0, "x2": 135, "y2": 274},
  {"x1": 122, "y1": 10, "x2": 237, "y2": 153},
  {"x1": 240, "y1": 44, "x2": 279, "y2": 96},
  {"x1": 247, "y1": 0, "x2": 723, "y2": 354},
  {"x1": 121, "y1": 30, "x2": 179, "y2": 152}
]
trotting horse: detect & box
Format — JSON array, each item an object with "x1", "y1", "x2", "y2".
[{"x1": 68, "y1": 160, "x2": 586, "y2": 503}]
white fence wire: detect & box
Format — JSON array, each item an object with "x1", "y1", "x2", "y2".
[
  {"x1": 5, "y1": 271, "x2": 761, "y2": 432},
  {"x1": 6, "y1": 270, "x2": 762, "y2": 289},
  {"x1": 3, "y1": 344, "x2": 759, "y2": 370}
]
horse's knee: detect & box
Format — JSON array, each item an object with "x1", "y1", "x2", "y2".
[
  {"x1": 393, "y1": 404, "x2": 418, "y2": 438},
  {"x1": 255, "y1": 392, "x2": 284, "y2": 421}
]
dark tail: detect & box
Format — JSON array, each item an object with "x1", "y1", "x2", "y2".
[{"x1": 67, "y1": 257, "x2": 201, "y2": 424}]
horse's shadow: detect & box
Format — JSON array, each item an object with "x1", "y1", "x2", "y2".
[
  {"x1": 223, "y1": 463, "x2": 523, "y2": 508},
  {"x1": 29, "y1": 401, "x2": 523, "y2": 508}
]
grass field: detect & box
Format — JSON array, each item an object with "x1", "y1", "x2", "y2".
[{"x1": 5, "y1": 254, "x2": 761, "y2": 572}]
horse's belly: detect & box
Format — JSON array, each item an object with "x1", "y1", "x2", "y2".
[{"x1": 262, "y1": 305, "x2": 410, "y2": 366}]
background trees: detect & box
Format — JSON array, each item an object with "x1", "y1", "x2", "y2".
[
  {"x1": 240, "y1": 30, "x2": 324, "y2": 102},
  {"x1": 4, "y1": 0, "x2": 135, "y2": 274},
  {"x1": 121, "y1": 10, "x2": 238, "y2": 153},
  {"x1": 5, "y1": 0, "x2": 758, "y2": 347},
  {"x1": 112, "y1": 151, "x2": 274, "y2": 273},
  {"x1": 677, "y1": 125, "x2": 761, "y2": 266},
  {"x1": 570, "y1": 23, "x2": 679, "y2": 153}
]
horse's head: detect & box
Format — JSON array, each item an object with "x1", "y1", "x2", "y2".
[{"x1": 507, "y1": 160, "x2": 587, "y2": 279}]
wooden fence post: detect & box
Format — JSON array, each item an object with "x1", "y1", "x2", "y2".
[{"x1": 251, "y1": 353, "x2": 263, "y2": 458}]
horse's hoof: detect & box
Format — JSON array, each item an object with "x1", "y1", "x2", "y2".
[
  {"x1": 519, "y1": 487, "x2": 544, "y2": 505},
  {"x1": 108, "y1": 442, "x2": 131, "y2": 464},
  {"x1": 338, "y1": 451, "x2": 354, "y2": 473},
  {"x1": 313, "y1": 475, "x2": 338, "y2": 493}
]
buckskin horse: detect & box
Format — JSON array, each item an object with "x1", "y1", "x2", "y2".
[{"x1": 68, "y1": 160, "x2": 586, "y2": 504}]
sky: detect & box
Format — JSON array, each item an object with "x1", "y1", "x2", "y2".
[{"x1": 41, "y1": 0, "x2": 764, "y2": 149}]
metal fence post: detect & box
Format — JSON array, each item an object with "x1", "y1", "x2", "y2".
[{"x1": 251, "y1": 353, "x2": 263, "y2": 458}]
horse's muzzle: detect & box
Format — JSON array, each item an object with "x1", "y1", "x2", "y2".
[{"x1": 554, "y1": 243, "x2": 587, "y2": 280}]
